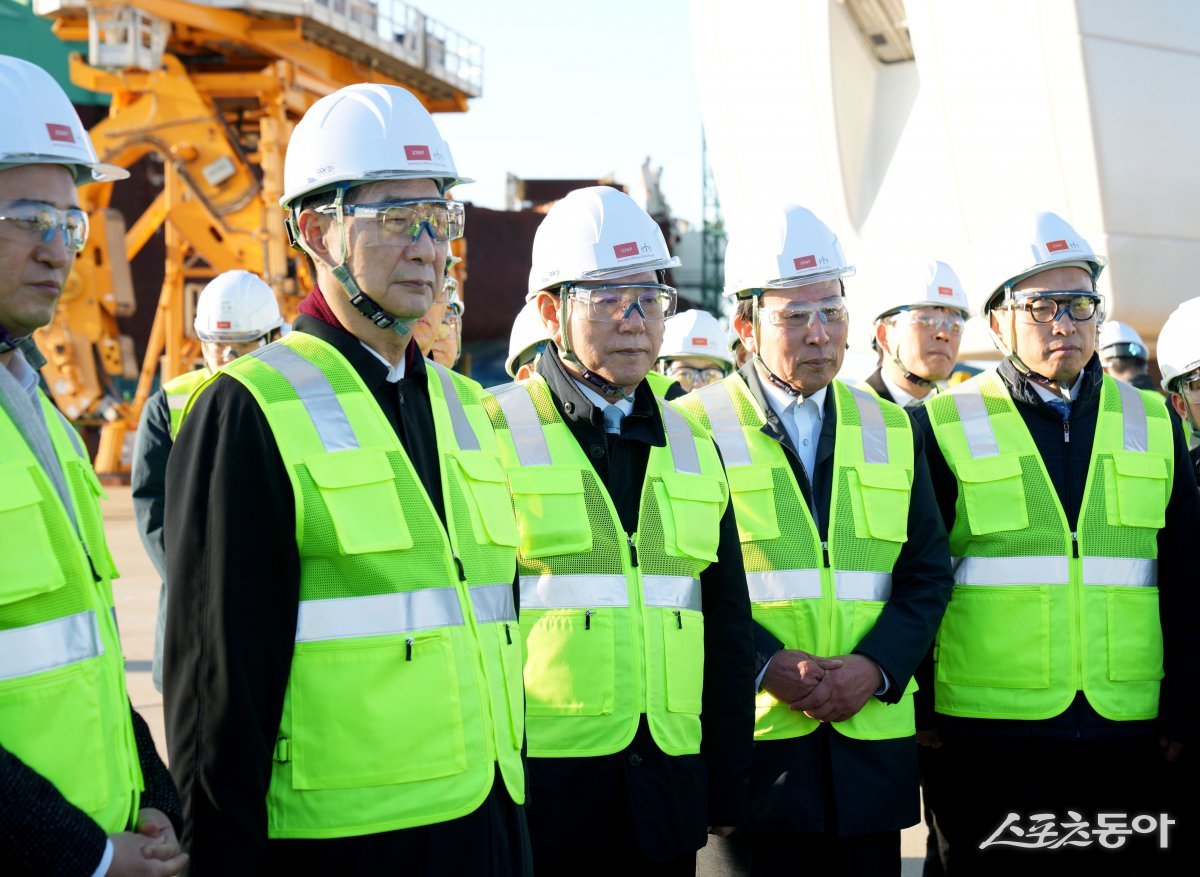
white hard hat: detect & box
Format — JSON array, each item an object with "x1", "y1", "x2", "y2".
[
  {"x1": 1098, "y1": 320, "x2": 1147, "y2": 361},
  {"x1": 873, "y1": 260, "x2": 970, "y2": 322},
  {"x1": 983, "y1": 211, "x2": 1107, "y2": 317},
  {"x1": 0, "y1": 55, "x2": 127, "y2": 185},
  {"x1": 723, "y1": 205, "x2": 854, "y2": 299},
  {"x1": 527, "y1": 186, "x2": 680, "y2": 299},
  {"x1": 281, "y1": 83, "x2": 469, "y2": 210},
  {"x1": 505, "y1": 299, "x2": 552, "y2": 378},
  {"x1": 1156, "y1": 297, "x2": 1200, "y2": 392},
  {"x1": 194, "y1": 270, "x2": 283, "y2": 342},
  {"x1": 659, "y1": 309, "x2": 736, "y2": 367}
]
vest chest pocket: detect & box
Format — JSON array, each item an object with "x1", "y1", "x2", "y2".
[
  {"x1": 848, "y1": 463, "x2": 910, "y2": 543},
  {"x1": 655, "y1": 472, "x2": 725, "y2": 563},
  {"x1": 956, "y1": 455, "x2": 1029, "y2": 535},
  {"x1": 0, "y1": 465, "x2": 67, "y2": 603},
  {"x1": 726, "y1": 466, "x2": 780, "y2": 542},
  {"x1": 523, "y1": 608, "x2": 615, "y2": 716},
  {"x1": 451, "y1": 451, "x2": 520, "y2": 547},
  {"x1": 507, "y1": 466, "x2": 592, "y2": 558},
  {"x1": 65, "y1": 459, "x2": 119, "y2": 581},
  {"x1": 1104, "y1": 452, "x2": 1169, "y2": 529},
  {"x1": 305, "y1": 450, "x2": 413, "y2": 555}
]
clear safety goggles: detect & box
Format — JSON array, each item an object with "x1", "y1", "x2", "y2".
[
  {"x1": 1000, "y1": 292, "x2": 1101, "y2": 324},
  {"x1": 440, "y1": 310, "x2": 462, "y2": 334},
  {"x1": 201, "y1": 335, "x2": 271, "y2": 367},
  {"x1": 317, "y1": 198, "x2": 465, "y2": 244},
  {"x1": 891, "y1": 306, "x2": 965, "y2": 336},
  {"x1": 759, "y1": 296, "x2": 848, "y2": 329},
  {"x1": 1174, "y1": 369, "x2": 1200, "y2": 402},
  {"x1": 663, "y1": 362, "x2": 727, "y2": 390},
  {"x1": 565, "y1": 283, "x2": 678, "y2": 323},
  {"x1": 0, "y1": 201, "x2": 89, "y2": 253}
]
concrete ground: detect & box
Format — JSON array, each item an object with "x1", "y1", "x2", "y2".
[{"x1": 102, "y1": 485, "x2": 929, "y2": 873}]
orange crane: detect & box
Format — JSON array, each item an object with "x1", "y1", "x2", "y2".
[{"x1": 32, "y1": 0, "x2": 480, "y2": 473}]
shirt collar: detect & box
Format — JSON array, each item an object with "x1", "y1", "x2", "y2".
[
  {"x1": 359, "y1": 342, "x2": 407, "y2": 383},
  {"x1": 573, "y1": 379, "x2": 634, "y2": 416},
  {"x1": 3, "y1": 349, "x2": 39, "y2": 401},
  {"x1": 1029, "y1": 371, "x2": 1084, "y2": 404},
  {"x1": 880, "y1": 370, "x2": 930, "y2": 409},
  {"x1": 759, "y1": 370, "x2": 827, "y2": 422}
]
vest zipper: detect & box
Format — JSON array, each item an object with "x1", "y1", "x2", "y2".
[
  {"x1": 452, "y1": 554, "x2": 467, "y2": 581},
  {"x1": 1070, "y1": 531, "x2": 1079, "y2": 558},
  {"x1": 405, "y1": 637, "x2": 414, "y2": 661},
  {"x1": 504, "y1": 622, "x2": 512, "y2": 645},
  {"x1": 584, "y1": 609, "x2": 594, "y2": 631},
  {"x1": 821, "y1": 540, "x2": 830, "y2": 568},
  {"x1": 674, "y1": 609, "x2": 683, "y2": 629},
  {"x1": 627, "y1": 533, "x2": 639, "y2": 567}
]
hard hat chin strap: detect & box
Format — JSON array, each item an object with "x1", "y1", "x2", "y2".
[
  {"x1": 0, "y1": 326, "x2": 45, "y2": 369},
  {"x1": 883, "y1": 330, "x2": 936, "y2": 389},
  {"x1": 556, "y1": 293, "x2": 630, "y2": 399}
]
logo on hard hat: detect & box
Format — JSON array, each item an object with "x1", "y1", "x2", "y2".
[
  {"x1": 938, "y1": 286, "x2": 955, "y2": 297},
  {"x1": 692, "y1": 337, "x2": 708, "y2": 346},
  {"x1": 613, "y1": 242, "x2": 640, "y2": 259},
  {"x1": 46, "y1": 123, "x2": 75, "y2": 144},
  {"x1": 216, "y1": 321, "x2": 232, "y2": 329},
  {"x1": 1046, "y1": 240, "x2": 1070, "y2": 252},
  {"x1": 405, "y1": 145, "x2": 432, "y2": 161},
  {"x1": 794, "y1": 255, "x2": 817, "y2": 270}
]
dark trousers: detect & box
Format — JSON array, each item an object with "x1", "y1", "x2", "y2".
[
  {"x1": 936, "y1": 734, "x2": 1175, "y2": 876},
  {"x1": 699, "y1": 829, "x2": 900, "y2": 877},
  {"x1": 919, "y1": 743, "x2": 948, "y2": 876}
]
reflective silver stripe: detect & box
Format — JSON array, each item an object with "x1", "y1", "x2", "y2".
[
  {"x1": 493, "y1": 384, "x2": 553, "y2": 467},
  {"x1": 430, "y1": 362, "x2": 480, "y2": 452},
  {"x1": 257, "y1": 344, "x2": 359, "y2": 451},
  {"x1": 166, "y1": 394, "x2": 189, "y2": 412},
  {"x1": 519, "y1": 574, "x2": 630, "y2": 609},
  {"x1": 52, "y1": 407, "x2": 86, "y2": 459},
  {"x1": 847, "y1": 386, "x2": 888, "y2": 464},
  {"x1": 953, "y1": 555, "x2": 1070, "y2": 585},
  {"x1": 835, "y1": 570, "x2": 893, "y2": 601},
  {"x1": 0, "y1": 611, "x2": 104, "y2": 681},
  {"x1": 471, "y1": 582, "x2": 517, "y2": 624},
  {"x1": 951, "y1": 384, "x2": 1000, "y2": 459},
  {"x1": 746, "y1": 569, "x2": 823, "y2": 602},
  {"x1": 295, "y1": 589, "x2": 465, "y2": 642},
  {"x1": 643, "y1": 575, "x2": 702, "y2": 612},
  {"x1": 1116, "y1": 379, "x2": 1149, "y2": 453},
  {"x1": 1082, "y1": 557, "x2": 1157, "y2": 587},
  {"x1": 695, "y1": 382, "x2": 752, "y2": 467},
  {"x1": 660, "y1": 403, "x2": 701, "y2": 475}
]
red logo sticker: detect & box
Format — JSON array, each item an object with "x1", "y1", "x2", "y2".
[
  {"x1": 692, "y1": 337, "x2": 709, "y2": 346},
  {"x1": 46, "y1": 123, "x2": 75, "y2": 144},
  {"x1": 1046, "y1": 239, "x2": 1069, "y2": 252},
  {"x1": 938, "y1": 286, "x2": 955, "y2": 297},
  {"x1": 404, "y1": 145, "x2": 431, "y2": 161},
  {"x1": 216, "y1": 321, "x2": 232, "y2": 329},
  {"x1": 613, "y1": 241, "x2": 639, "y2": 259},
  {"x1": 794, "y1": 255, "x2": 817, "y2": 270}
]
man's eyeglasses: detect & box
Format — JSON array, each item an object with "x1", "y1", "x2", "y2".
[
  {"x1": 1001, "y1": 293, "x2": 1101, "y2": 324},
  {"x1": 1175, "y1": 370, "x2": 1200, "y2": 402},
  {"x1": 566, "y1": 283, "x2": 678, "y2": 323},
  {"x1": 0, "y1": 202, "x2": 89, "y2": 253},
  {"x1": 759, "y1": 297, "x2": 848, "y2": 329},
  {"x1": 663, "y1": 362, "x2": 727, "y2": 391},
  {"x1": 317, "y1": 199, "x2": 465, "y2": 243},
  {"x1": 893, "y1": 306, "x2": 965, "y2": 336}
]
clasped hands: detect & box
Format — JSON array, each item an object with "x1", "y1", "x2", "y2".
[{"x1": 761, "y1": 649, "x2": 883, "y2": 723}]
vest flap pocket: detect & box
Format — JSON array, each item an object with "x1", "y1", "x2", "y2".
[
  {"x1": 304, "y1": 450, "x2": 414, "y2": 555},
  {"x1": 64, "y1": 459, "x2": 119, "y2": 581},
  {"x1": 0, "y1": 465, "x2": 67, "y2": 603},
  {"x1": 849, "y1": 463, "x2": 910, "y2": 543},
  {"x1": 956, "y1": 455, "x2": 1029, "y2": 535},
  {"x1": 657, "y1": 472, "x2": 724, "y2": 562},
  {"x1": 507, "y1": 466, "x2": 592, "y2": 558},
  {"x1": 726, "y1": 466, "x2": 780, "y2": 542},
  {"x1": 936, "y1": 585, "x2": 1050, "y2": 689},
  {"x1": 524, "y1": 608, "x2": 616, "y2": 716},
  {"x1": 661, "y1": 608, "x2": 704, "y2": 715},
  {"x1": 1106, "y1": 587, "x2": 1164, "y2": 683},
  {"x1": 1104, "y1": 452, "x2": 1168, "y2": 529},
  {"x1": 452, "y1": 451, "x2": 520, "y2": 548}
]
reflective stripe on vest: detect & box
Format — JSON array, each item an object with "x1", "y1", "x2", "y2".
[
  {"x1": 746, "y1": 569, "x2": 892, "y2": 602},
  {"x1": 430, "y1": 362, "x2": 481, "y2": 452},
  {"x1": 255, "y1": 344, "x2": 359, "y2": 451},
  {"x1": 470, "y1": 583, "x2": 518, "y2": 624},
  {"x1": 166, "y1": 393, "x2": 189, "y2": 413},
  {"x1": 520, "y1": 574, "x2": 700, "y2": 612},
  {"x1": 0, "y1": 610, "x2": 104, "y2": 681},
  {"x1": 954, "y1": 555, "x2": 1157, "y2": 587},
  {"x1": 295, "y1": 589, "x2": 466, "y2": 642}
]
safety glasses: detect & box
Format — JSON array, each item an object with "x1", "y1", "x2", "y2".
[
  {"x1": 1003, "y1": 292, "x2": 1101, "y2": 324},
  {"x1": 894, "y1": 306, "x2": 965, "y2": 336},
  {"x1": 0, "y1": 202, "x2": 89, "y2": 253},
  {"x1": 664, "y1": 363, "x2": 727, "y2": 390},
  {"x1": 566, "y1": 283, "x2": 678, "y2": 323},
  {"x1": 317, "y1": 198, "x2": 465, "y2": 243},
  {"x1": 1175, "y1": 370, "x2": 1200, "y2": 402},
  {"x1": 759, "y1": 297, "x2": 848, "y2": 329}
]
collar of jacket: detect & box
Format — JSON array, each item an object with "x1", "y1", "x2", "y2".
[
  {"x1": 537, "y1": 343, "x2": 665, "y2": 447},
  {"x1": 292, "y1": 312, "x2": 426, "y2": 393},
  {"x1": 864, "y1": 367, "x2": 893, "y2": 403},
  {"x1": 997, "y1": 353, "x2": 1103, "y2": 423},
  {"x1": 738, "y1": 360, "x2": 837, "y2": 451}
]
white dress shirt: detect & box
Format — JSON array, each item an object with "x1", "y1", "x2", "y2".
[
  {"x1": 573, "y1": 380, "x2": 634, "y2": 424},
  {"x1": 880, "y1": 371, "x2": 934, "y2": 410},
  {"x1": 759, "y1": 379, "x2": 826, "y2": 482},
  {"x1": 359, "y1": 342, "x2": 407, "y2": 383},
  {"x1": 1029, "y1": 371, "x2": 1084, "y2": 404}
]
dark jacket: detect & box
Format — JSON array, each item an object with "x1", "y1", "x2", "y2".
[
  {"x1": 131, "y1": 387, "x2": 171, "y2": 692},
  {"x1": 863, "y1": 367, "x2": 895, "y2": 403},
  {"x1": 163, "y1": 311, "x2": 528, "y2": 875},
  {"x1": 909, "y1": 356, "x2": 1200, "y2": 745},
  {"x1": 524, "y1": 347, "x2": 755, "y2": 860},
  {"x1": 738, "y1": 362, "x2": 954, "y2": 836}
]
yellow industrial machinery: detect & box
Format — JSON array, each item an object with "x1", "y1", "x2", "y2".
[{"x1": 32, "y1": 0, "x2": 480, "y2": 473}]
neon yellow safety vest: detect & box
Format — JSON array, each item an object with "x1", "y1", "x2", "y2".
[
  {"x1": 645, "y1": 370, "x2": 676, "y2": 399},
  {"x1": 678, "y1": 375, "x2": 917, "y2": 741},
  {"x1": 0, "y1": 392, "x2": 142, "y2": 831},
  {"x1": 163, "y1": 367, "x2": 211, "y2": 438},
  {"x1": 926, "y1": 371, "x2": 1171, "y2": 721},
  {"x1": 486, "y1": 375, "x2": 728, "y2": 758},
  {"x1": 208, "y1": 332, "x2": 525, "y2": 838}
]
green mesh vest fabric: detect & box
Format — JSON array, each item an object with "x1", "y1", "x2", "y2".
[{"x1": 163, "y1": 367, "x2": 211, "y2": 438}]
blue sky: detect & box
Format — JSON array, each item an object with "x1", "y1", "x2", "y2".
[{"x1": 428, "y1": 0, "x2": 704, "y2": 225}]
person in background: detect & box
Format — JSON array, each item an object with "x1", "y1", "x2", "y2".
[
  {"x1": 656, "y1": 308, "x2": 736, "y2": 394},
  {"x1": 1099, "y1": 319, "x2": 1158, "y2": 392}
]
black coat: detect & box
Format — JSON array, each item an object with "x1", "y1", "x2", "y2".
[
  {"x1": 524, "y1": 347, "x2": 756, "y2": 860},
  {"x1": 736, "y1": 363, "x2": 954, "y2": 836},
  {"x1": 862, "y1": 367, "x2": 895, "y2": 404},
  {"x1": 909, "y1": 356, "x2": 1200, "y2": 745}
]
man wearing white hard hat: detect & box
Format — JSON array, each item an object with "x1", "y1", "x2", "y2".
[
  {"x1": 429, "y1": 267, "x2": 464, "y2": 369},
  {"x1": 163, "y1": 83, "x2": 529, "y2": 873},
  {"x1": 656, "y1": 308, "x2": 736, "y2": 394},
  {"x1": 0, "y1": 55, "x2": 185, "y2": 876},
  {"x1": 681, "y1": 205, "x2": 953, "y2": 875},
  {"x1": 131, "y1": 269, "x2": 283, "y2": 694},
  {"x1": 864, "y1": 260, "x2": 971, "y2": 408},
  {"x1": 1099, "y1": 320, "x2": 1158, "y2": 392},
  {"x1": 486, "y1": 185, "x2": 754, "y2": 873},
  {"x1": 505, "y1": 298, "x2": 551, "y2": 381},
  {"x1": 1157, "y1": 298, "x2": 1200, "y2": 477},
  {"x1": 911, "y1": 212, "x2": 1200, "y2": 873}
]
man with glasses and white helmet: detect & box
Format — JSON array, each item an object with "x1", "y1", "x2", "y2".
[
  {"x1": 1158, "y1": 298, "x2": 1200, "y2": 479},
  {"x1": 910, "y1": 212, "x2": 1200, "y2": 874},
  {"x1": 163, "y1": 83, "x2": 529, "y2": 874},
  {"x1": 864, "y1": 260, "x2": 971, "y2": 408},
  {"x1": 681, "y1": 205, "x2": 953, "y2": 876},
  {"x1": 486, "y1": 185, "x2": 754, "y2": 874},
  {"x1": 505, "y1": 299, "x2": 552, "y2": 382},
  {"x1": 656, "y1": 308, "x2": 736, "y2": 394},
  {"x1": 1099, "y1": 320, "x2": 1158, "y2": 392},
  {"x1": 131, "y1": 269, "x2": 283, "y2": 694},
  {"x1": 0, "y1": 54, "x2": 185, "y2": 876},
  {"x1": 429, "y1": 259, "x2": 464, "y2": 369}
]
